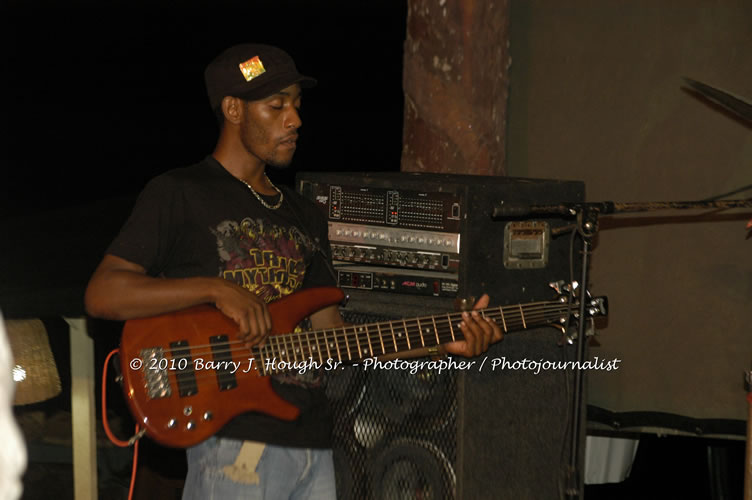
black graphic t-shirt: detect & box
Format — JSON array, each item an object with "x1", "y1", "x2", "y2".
[{"x1": 107, "y1": 156, "x2": 335, "y2": 448}]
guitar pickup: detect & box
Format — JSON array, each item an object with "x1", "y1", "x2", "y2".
[
  {"x1": 210, "y1": 335, "x2": 238, "y2": 391},
  {"x1": 170, "y1": 340, "x2": 198, "y2": 397}
]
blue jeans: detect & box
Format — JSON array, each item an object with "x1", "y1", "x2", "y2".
[{"x1": 182, "y1": 437, "x2": 336, "y2": 500}]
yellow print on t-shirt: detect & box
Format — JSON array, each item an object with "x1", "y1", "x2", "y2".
[
  {"x1": 222, "y1": 252, "x2": 305, "y2": 300},
  {"x1": 213, "y1": 217, "x2": 311, "y2": 303}
]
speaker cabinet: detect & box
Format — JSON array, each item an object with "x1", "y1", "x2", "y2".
[
  {"x1": 326, "y1": 313, "x2": 581, "y2": 499},
  {"x1": 298, "y1": 172, "x2": 586, "y2": 499}
]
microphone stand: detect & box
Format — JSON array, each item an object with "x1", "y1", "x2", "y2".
[
  {"x1": 490, "y1": 197, "x2": 752, "y2": 500},
  {"x1": 564, "y1": 204, "x2": 597, "y2": 500}
]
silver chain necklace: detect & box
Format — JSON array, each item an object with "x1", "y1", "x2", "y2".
[{"x1": 240, "y1": 174, "x2": 284, "y2": 210}]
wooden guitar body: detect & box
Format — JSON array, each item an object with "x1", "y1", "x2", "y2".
[{"x1": 119, "y1": 286, "x2": 345, "y2": 448}]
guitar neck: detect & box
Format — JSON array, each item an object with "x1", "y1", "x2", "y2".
[{"x1": 254, "y1": 300, "x2": 571, "y2": 367}]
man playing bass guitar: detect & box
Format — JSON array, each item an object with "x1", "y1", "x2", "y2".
[{"x1": 85, "y1": 43, "x2": 503, "y2": 500}]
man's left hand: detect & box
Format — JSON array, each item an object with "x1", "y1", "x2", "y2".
[{"x1": 443, "y1": 294, "x2": 503, "y2": 358}]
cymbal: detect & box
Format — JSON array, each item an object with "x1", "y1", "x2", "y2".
[{"x1": 683, "y1": 77, "x2": 752, "y2": 124}]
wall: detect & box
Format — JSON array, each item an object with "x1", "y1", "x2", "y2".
[{"x1": 508, "y1": 0, "x2": 752, "y2": 431}]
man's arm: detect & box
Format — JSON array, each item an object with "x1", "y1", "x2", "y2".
[{"x1": 84, "y1": 254, "x2": 272, "y2": 345}]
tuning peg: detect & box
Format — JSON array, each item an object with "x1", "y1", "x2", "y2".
[
  {"x1": 587, "y1": 297, "x2": 608, "y2": 318},
  {"x1": 549, "y1": 280, "x2": 566, "y2": 294},
  {"x1": 549, "y1": 280, "x2": 579, "y2": 295},
  {"x1": 556, "y1": 327, "x2": 574, "y2": 347}
]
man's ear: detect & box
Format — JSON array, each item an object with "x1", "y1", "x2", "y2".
[{"x1": 221, "y1": 96, "x2": 243, "y2": 125}]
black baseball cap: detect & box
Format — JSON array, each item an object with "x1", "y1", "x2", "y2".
[{"x1": 204, "y1": 43, "x2": 316, "y2": 110}]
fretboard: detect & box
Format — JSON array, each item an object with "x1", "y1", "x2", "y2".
[{"x1": 252, "y1": 299, "x2": 571, "y2": 370}]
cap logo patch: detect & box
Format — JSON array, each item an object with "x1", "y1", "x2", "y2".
[{"x1": 239, "y1": 56, "x2": 266, "y2": 82}]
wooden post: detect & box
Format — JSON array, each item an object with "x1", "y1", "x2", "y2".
[
  {"x1": 402, "y1": 0, "x2": 511, "y2": 176},
  {"x1": 65, "y1": 317, "x2": 98, "y2": 500}
]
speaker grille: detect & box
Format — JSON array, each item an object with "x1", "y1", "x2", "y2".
[{"x1": 328, "y1": 310, "x2": 458, "y2": 499}]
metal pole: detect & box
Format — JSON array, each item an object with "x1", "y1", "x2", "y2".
[{"x1": 565, "y1": 211, "x2": 595, "y2": 500}]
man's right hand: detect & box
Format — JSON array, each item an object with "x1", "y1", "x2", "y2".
[
  {"x1": 212, "y1": 279, "x2": 272, "y2": 347},
  {"x1": 85, "y1": 254, "x2": 272, "y2": 347}
]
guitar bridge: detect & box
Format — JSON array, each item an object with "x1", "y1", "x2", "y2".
[{"x1": 140, "y1": 347, "x2": 172, "y2": 399}]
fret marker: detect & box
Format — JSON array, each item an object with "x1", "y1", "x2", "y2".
[
  {"x1": 376, "y1": 323, "x2": 386, "y2": 354},
  {"x1": 343, "y1": 327, "x2": 352, "y2": 360},
  {"x1": 364, "y1": 324, "x2": 374, "y2": 359},
  {"x1": 403, "y1": 320, "x2": 411, "y2": 350},
  {"x1": 431, "y1": 316, "x2": 440, "y2": 344},
  {"x1": 519, "y1": 304, "x2": 527, "y2": 329}
]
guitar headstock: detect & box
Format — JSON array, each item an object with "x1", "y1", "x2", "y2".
[
  {"x1": 548, "y1": 280, "x2": 608, "y2": 317},
  {"x1": 548, "y1": 280, "x2": 608, "y2": 344}
]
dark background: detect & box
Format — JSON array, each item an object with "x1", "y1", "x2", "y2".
[
  {"x1": 1, "y1": 1, "x2": 407, "y2": 220},
  {"x1": 1, "y1": 1, "x2": 407, "y2": 318}
]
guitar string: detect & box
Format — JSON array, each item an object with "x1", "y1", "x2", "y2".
[
  {"x1": 146, "y1": 301, "x2": 566, "y2": 356},
  {"x1": 142, "y1": 303, "x2": 569, "y2": 371},
  {"x1": 149, "y1": 309, "x2": 570, "y2": 383},
  {"x1": 141, "y1": 303, "x2": 570, "y2": 366},
  {"x1": 144, "y1": 309, "x2": 569, "y2": 384},
  {"x1": 258, "y1": 305, "x2": 570, "y2": 362},
  {"x1": 138, "y1": 305, "x2": 574, "y2": 381}
]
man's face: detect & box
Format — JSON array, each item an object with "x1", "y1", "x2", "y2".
[{"x1": 239, "y1": 83, "x2": 302, "y2": 168}]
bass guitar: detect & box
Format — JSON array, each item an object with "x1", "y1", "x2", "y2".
[{"x1": 119, "y1": 285, "x2": 606, "y2": 447}]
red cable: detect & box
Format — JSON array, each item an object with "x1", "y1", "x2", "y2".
[{"x1": 102, "y1": 348, "x2": 140, "y2": 500}]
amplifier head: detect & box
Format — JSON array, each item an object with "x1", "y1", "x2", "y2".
[{"x1": 297, "y1": 171, "x2": 584, "y2": 304}]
